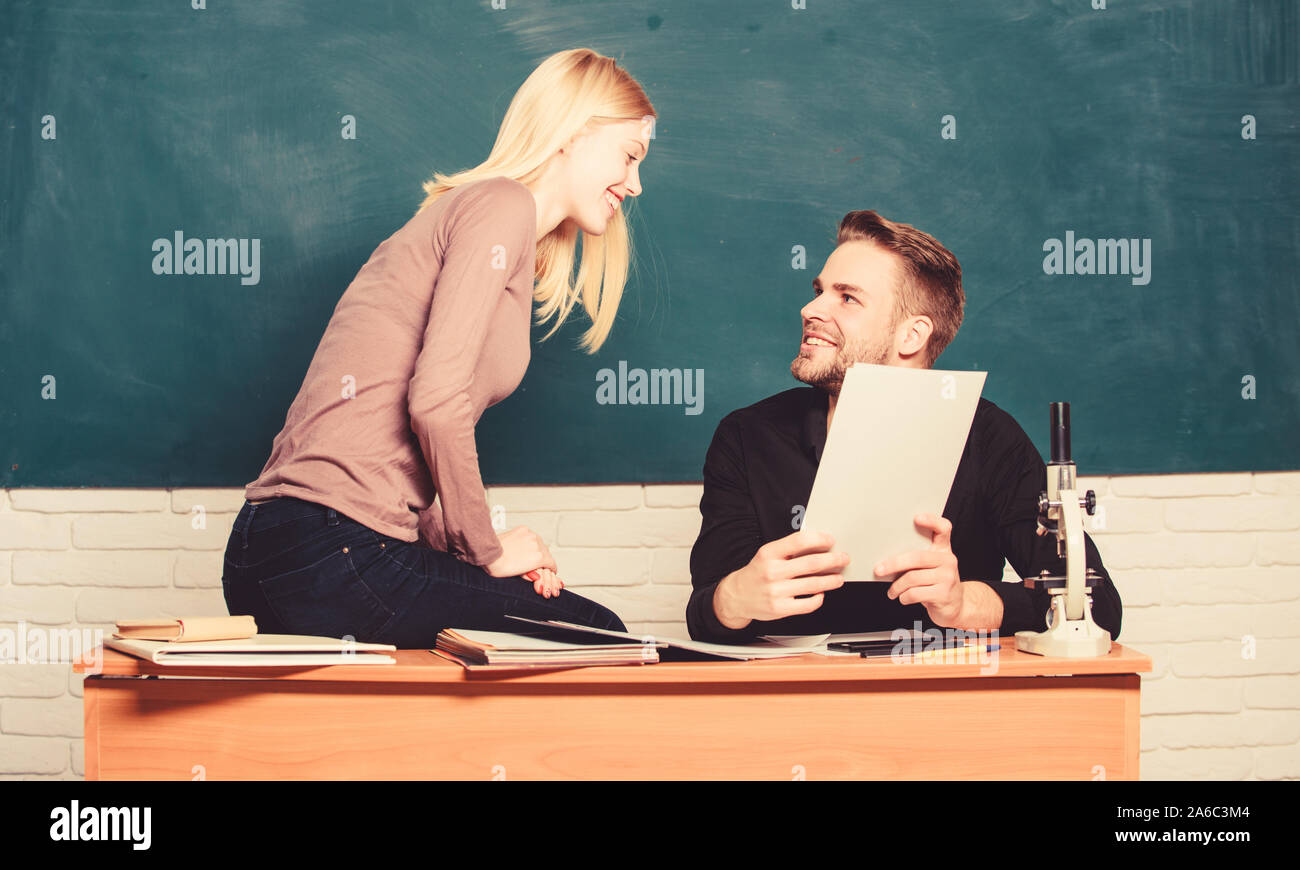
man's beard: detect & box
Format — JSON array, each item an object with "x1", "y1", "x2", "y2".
[{"x1": 790, "y1": 331, "x2": 894, "y2": 397}]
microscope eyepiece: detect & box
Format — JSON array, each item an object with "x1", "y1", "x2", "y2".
[{"x1": 1050, "y1": 401, "x2": 1071, "y2": 464}]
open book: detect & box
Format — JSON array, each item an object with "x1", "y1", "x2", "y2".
[{"x1": 433, "y1": 628, "x2": 660, "y2": 670}]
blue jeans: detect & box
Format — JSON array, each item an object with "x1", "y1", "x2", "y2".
[{"x1": 221, "y1": 496, "x2": 626, "y2": 648}]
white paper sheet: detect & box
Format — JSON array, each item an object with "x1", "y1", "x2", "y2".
[
  {"x1": 759, "y1": 634, "x2": 832, "y2": 648},
  {"x1": 801, "y1": 363, "x2": 986, "y2": 582}
]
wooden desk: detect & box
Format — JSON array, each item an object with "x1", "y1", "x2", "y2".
[{"x1": 76, "y1": 640, "x2": 1150, "y2": 780}]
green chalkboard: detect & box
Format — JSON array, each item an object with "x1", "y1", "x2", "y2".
[{"x1": 3, "y1": 0, "x2": 1297, "y2": 487}]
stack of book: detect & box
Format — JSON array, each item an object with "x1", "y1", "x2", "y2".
[{"x1": 106, "y1": 615, "x2": 397, "y2": 665}]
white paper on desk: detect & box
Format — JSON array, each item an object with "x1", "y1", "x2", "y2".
[
  {"x1": 801, "y1": 363, "x2": 986, "y2": 583},
  {"x1": 759, "y1": 634, "x2": 832, "y2": 648},
  {"x1": 503, "y1": 616, "x2": 812, "y2": 660}
]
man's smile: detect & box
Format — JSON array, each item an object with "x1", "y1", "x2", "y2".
[{"x1": 803, "y1": 331, "x2": 838, "y2": 349}]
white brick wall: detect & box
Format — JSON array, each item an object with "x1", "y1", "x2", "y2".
[{"x1": 1, "y1": 473, "x2": 1297, "y2": 780}]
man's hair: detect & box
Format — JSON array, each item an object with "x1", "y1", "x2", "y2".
[{"x1": 835, "y1": 210, "x2": 964, "y2": 368}]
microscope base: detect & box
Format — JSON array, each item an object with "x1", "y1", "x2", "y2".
[{"x1": 1015, "y1": 595, "x2": 1112, "y2": 658}]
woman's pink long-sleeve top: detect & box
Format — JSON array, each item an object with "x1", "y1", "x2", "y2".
[{"x1": 245, "y1": 176, "x2": 538, "y2": 567}]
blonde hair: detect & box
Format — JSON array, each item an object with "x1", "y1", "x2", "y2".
[{"x1": 416, "y1": 49, "x2": 656, "y2": 354}]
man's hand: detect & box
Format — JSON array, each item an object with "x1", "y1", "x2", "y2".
[
  {"x1": 876, "y1": 513, "x2": 964, "y2": 627},
  {"x1": 713, "y1": 529, "x2": 848, "y2": 630}
]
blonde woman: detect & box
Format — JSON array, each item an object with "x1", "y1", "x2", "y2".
[{"x1": 222, "y1": 49, "x2": 654, "y2": 646}]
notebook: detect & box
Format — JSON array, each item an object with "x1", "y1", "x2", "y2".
[
  {"x1": 114, "y1": 614, "x2": 256, "y2": 642},
  {"x1": 105, "y1": 633, "x2": 397, "y2": 666}
]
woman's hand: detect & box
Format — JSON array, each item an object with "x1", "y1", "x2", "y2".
[
  {"x1": 483, "y1": 526, "x2": 557, "y2": 579},
  {"x1": 524, "y1": 567, "x2": 565, "y2": 598}
]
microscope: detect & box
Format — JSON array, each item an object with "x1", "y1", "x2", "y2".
[{"x1": 1014, "y1": 402, "x2": 1113, "y2": 658}]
